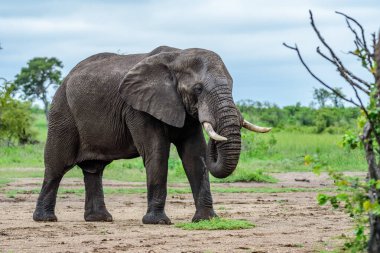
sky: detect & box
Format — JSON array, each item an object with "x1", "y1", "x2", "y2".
[{"x1": 1, "y1": 0, "x2": 380, "y2": 106}]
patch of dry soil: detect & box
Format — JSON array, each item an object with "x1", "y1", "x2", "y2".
[{"x1": 0, "y1": 172, "x2": 363, "y2": 252}]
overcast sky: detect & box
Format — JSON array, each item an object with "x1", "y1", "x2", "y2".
[{"x1": 1, "y1": 0, "x2": 379, "y2": 106}]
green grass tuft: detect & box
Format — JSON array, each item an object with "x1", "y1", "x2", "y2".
[
  {"x1": 176, "y1": 217, "x2": 255, "y2": 230},
  {"x1": 212, "y1": 169, "x2": 277, "y2": 183}
]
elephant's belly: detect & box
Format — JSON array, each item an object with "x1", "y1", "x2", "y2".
[{"x1": 76, "y1": 126, "x2": 140, "y2": 162}]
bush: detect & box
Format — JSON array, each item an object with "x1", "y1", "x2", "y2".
[{"x1": 0, "y1": 81, "x2": 36, "y2": 145}]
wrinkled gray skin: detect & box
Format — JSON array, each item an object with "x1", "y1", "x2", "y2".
[{"x1": 33, "y1": 46, "x2": 242, "y2": 224}]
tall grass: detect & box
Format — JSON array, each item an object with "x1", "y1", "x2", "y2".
[{"x1": 239, "y1": 131, "x2": 366, "y2": 172}]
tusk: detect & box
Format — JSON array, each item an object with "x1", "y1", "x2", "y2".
[
  {"x1": 202, "y1": 122, "x2": 228, "y2": 141},
  {"x1": 243, "y1": 120, "x2": 271, "y2": 133}
]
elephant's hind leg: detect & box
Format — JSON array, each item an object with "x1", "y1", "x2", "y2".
[
  {"x1": 78, "y1": 160, "x2": 113, "y2": 222},
  {"x1": 33, "y1": 87, "x2": 79, "y2": 222},
  {"x1": 33, "y1": 175, "x2": 63, "y2": 222},
  {"x1": 33, "y1": 131, "x2": 78, "y2": 222}
]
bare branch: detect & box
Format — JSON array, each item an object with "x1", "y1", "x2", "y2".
[
  {"x1": 316, "y1": 47, "x2": 335, "y2": 64},
  {"x1": 45, "y1": 82, "x2": 53, "y2": 90},
  {"x1": 341, "y1": 14, "x2": 365, "y2": 48},
  {"x1": 336, "y1": 11, "x2": 374, "y2": 70},
  {"x1": 372, "y1": 32, "x2": 377, "y2": 53},
  {"x1": 309, "y1": 11, "x2": 371, "y2": 94},
  {"x1": 320, "y1": 48, "x2": 371, "y2": 88},
  {"x1": 351, "y1": 80, "x2": 369, "y2": 119},
  {"x1": 283, "y1": 42, "x2": 362, "y2": 108}
]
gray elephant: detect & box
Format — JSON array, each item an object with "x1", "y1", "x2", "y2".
[{"x1": 33, "y1": 46, "x2": 270, "y2": 224}]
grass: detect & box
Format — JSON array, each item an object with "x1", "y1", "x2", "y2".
[
  {"x1": 175, "y1": 217, "x2": 255, "y2": 230},
  {"x1": 0, "y1": 178, "x2": 12, "y2": 188},
  {"x1": 238, "y1": 131, "x2": 366, "y2": 172},
  {"x1": 0, "y1": 132, "x2": 365, "y2": 173},
  {"x1": 0, "y1": 110, "x2": 367, "y2": 185},
  {"x1": 0, "y1": 144, "x2": 44, "y2": 168},
  {"x1": 212, "y1": 169, "x2": 278, "y2": 183}
]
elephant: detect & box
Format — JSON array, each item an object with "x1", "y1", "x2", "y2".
[{"x1": 33, "y1": 46, "x2": 270, "y2": 224}]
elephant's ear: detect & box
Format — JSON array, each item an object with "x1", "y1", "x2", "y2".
[{"x1": 119, "y1": 52, "x2": 186, "y2": 128}]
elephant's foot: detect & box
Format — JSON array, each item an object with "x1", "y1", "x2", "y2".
[
  {"x1": 84, "y1": 209, "x2": 113, "y2": 222},
  {"x1": 33, "y1": 208, "x2": 58, "y2": 222},
  {"x1": 192, "y1": 208, "x2": 217, "y2": 222},
  {"x1": 142, "y1": 211, "x2": 171, "y2": 225}
]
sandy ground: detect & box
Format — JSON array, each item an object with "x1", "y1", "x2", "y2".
[{"x1": 0, "y1": 172, "x2": 364, "y2": 253}]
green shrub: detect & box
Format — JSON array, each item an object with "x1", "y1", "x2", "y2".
[
  {"x1": 305, "y1": 154, "x2": 370, "y2": 252},
  {"x1": 0, "y1": 81, "x2": 36, "y2": 145}
]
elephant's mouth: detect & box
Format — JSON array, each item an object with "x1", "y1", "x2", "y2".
[{"x1": 202, "y1": 119, "x2": 271, "y2": 179}]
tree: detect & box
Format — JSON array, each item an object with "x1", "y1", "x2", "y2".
[
  {"x1": 313, "y1": 87, "x2": 344, "y2": 108},
  {"x1": 0, "y1": 78, "x2": 36, "y2": 145},
  {"x1": 284, "y1": 11, "x2": 380, "y2": 252},
  {"x1": 329, "y1": 87, "x2": 345, "y2": 108},
  {"x1": 313, "y1": 87, "x2": 330, "y2": 107},
  {"x1": 14, "y1": 57, "x2": 63, "y2": 120}
]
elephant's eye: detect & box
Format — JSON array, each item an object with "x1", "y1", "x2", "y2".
[{"x1": 193, "y1": 83, "x2": 203, "y2": 95}]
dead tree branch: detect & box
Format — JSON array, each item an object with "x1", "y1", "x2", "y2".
[
  {"x1": 309, "y1": 11, "x2": 370, "y2": 95},
  {"x1": 283, "y1": 42, "x2": 362, "y2": 108},
  {"x1": 336, "y1": 11, "x2": 374, "y2": 72}
]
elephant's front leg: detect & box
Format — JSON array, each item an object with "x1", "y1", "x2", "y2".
[
  {"x1": 176, "y1": 126, "x2": 217, "y2": 222},
  {"x1": 141, "y1": 142, "x2": 171, "y2": 225}
]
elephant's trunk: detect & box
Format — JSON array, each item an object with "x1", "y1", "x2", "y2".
[{"x1": 203, "y1": 98, "x2": 241, "y2": 179}]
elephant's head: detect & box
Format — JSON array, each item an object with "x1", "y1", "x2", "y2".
[{"x1": 119, "y1": 46, "x2": 270, "y2": 178}]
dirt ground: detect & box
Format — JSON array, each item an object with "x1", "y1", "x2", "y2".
[{"x1": 0, "y1": 172, "x2": 363, "y2": 253}]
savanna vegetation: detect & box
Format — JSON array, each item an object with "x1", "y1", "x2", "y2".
[{"x1": 0, "y1": 101, "x2": 366, "y2": 186}]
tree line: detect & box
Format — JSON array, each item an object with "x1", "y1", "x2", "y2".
[{"x1": 238, "y1": 99, "x2": 359, "y2": 134}]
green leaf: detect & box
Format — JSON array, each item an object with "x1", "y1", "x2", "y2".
[
  {"x1": 375, "y1": 180, "x2": 380, "y2": 190},
  {"x1": 336, "y1": 193, "x2": 348, "y2": 201},
  {"x1": 329, "y1": 196, "x2": 339, "y2": 208},
  {"x1": 363, "y1": 200, "x2": 371, "y2": 211},
  {"x1": 317, "y1": 194, "x2": 328, "y2": 205},
  {"x1": 304, "y1": 154, "x2": 312, "y2": 166}
]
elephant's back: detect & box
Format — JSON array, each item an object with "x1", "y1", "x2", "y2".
[
  {"x1": 67, "y1": 52, "x2": 145, "y2": 87},
  {"x1": 65, "y1": 52, "x2": 145, "y2": 117},
  {"x1": 63, "y1": 53, "x2": 146, "y2": 159}
]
